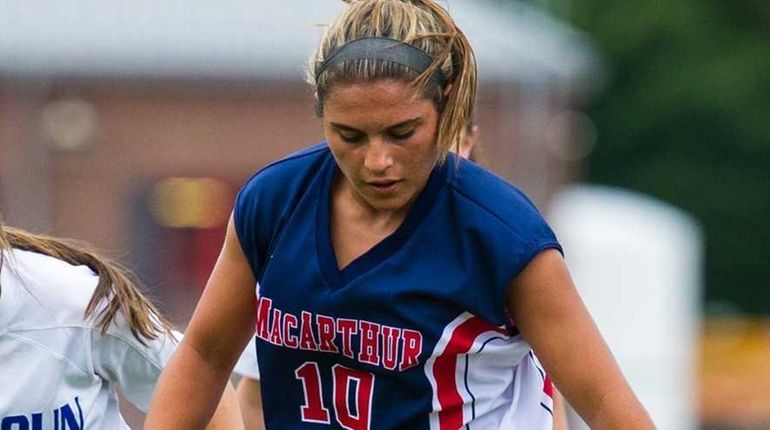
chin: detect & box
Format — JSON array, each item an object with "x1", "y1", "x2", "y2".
[
  {"x1": 366, "y1": 199, "x2": 401, "y2": 212},
  {"x1": 367, "y1": 195, "x2": 415, "y2": 213}
]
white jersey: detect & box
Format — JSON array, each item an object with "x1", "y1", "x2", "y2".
[{"x1": 0, "y1": 249, "x2": 179, "y2": 430}]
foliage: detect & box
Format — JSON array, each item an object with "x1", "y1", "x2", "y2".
[{"x1": 498, "y1": 0, "x2": 770, "y2": 313}]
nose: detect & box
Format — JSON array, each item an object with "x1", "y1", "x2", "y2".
[{"x1": 363, "y1": 139, "x2": 394, "y2": 174}]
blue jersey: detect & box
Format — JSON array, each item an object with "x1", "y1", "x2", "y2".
[{"x1": 234, "y1": 143, "x2": 562, "y2": 430}]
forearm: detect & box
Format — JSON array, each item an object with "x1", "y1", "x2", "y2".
[
  {"x1": 206, "y1": 382, "x2": 245, "y2": 430},
  {"x1": 509, "y1": 251, "x2": 655, "y2": 430},
  {"x1": 237, "y1": 378, "x2": 266, "y2": 430},
  {"x1": 551, "y1": 341, "x2": 654, "y2": 429},
  {"x1": 145, "y1": 342, "x2": 233, "y2": 429},
  {"x1": 552, "y1": 389, "x2": 570, "y2": 430},
  {"x1": 584, "y1": 381, "x2": 655, "y2": 430},
  {"x1": 547, "y1": 341, "x2": 656, "y2": 430}
]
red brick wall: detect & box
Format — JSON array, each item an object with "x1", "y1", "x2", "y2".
[{"x1": 1, "y1": 78, "x2": 573, "y2": 259}]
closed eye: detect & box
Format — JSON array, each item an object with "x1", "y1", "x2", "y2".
[
  {"x1": 339, "y1": 131, "x2": 365, "y2": 143},
  {"x1": 330, "y1": 117, "x2": 421, "y2": 143},
  {"x1": 387, "y1": 128, "x2": 416, "y2": 140}
]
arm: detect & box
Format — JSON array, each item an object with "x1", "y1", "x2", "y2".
[
  {"x1": 233, "y1": 338, "x2": 266, "y2": 430},
  {"x1": 237, "y1": 377, "x2": 266, "y2": 430},
  {"x1": 552, "y1": 388, "x2": 570, "y2": 430},
  {"x1": 145, "y1": 215, "x2": 258, "y2": 429},
  {"x1": 90, "y1": 299, "x2": 243, "y2": 430},
  {"x1": 207, "y1": 382, "x2": 245, "y2": 430},
  {"x1": 507, "y1": 249, "x2": 655, "y2": 429}
]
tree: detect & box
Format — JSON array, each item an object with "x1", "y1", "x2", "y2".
[{"x1": 499, "y1": 0, "x2": 770, "y2": 313}]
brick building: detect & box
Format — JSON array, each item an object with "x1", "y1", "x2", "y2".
[{"x1": 0, "y1": 0, "x2": 600, "y2": 322}]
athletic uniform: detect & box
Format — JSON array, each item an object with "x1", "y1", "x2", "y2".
[
  {"x1": 0, "y1": 249, "x2": 179, "y2": 430},
  {"x1": 234, "y1": 143, "x2": 561, "y2": 430}
]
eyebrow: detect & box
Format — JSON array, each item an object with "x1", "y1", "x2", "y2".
[{"x1": 330, "y1": 117, "x2": 422, "y2": 133}]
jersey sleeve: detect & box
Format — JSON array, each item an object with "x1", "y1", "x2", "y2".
[
  {"x1": 233, "y1": 337, "x2": 261, "y2": 380},
  {"x1": 90, "y1": 318, "x2": 181, "y2": 412},
  {"x1": 233, "y1": 175, "x2": 272, "y2": 279},
  {"x1": 451, "y1": 160, "x2": 563, "y2": 312},
  {"x1": 478, "y1": 201, "x2": 562, "y2": 311},
  {"x1": 232, "y1": 144, "x2": 331, "y2": 280},
  {"x1": 498, "y1": 191, "x2": 563, "y2": 288},
  {"x1": 507, "y1": 203, "x2": 562, "y2": 276}
]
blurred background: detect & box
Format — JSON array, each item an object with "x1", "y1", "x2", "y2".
[{"x1": 0, "y1": 0, "x2": 767, "y2": 428}]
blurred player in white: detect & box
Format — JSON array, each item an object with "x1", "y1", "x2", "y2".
[{"x1": 0, "y1": 220, "x2": 242, "y2": 429}]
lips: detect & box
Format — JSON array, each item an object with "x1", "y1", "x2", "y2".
[{"x1": 366, "y1": 179, "x2": 402, "y2": 193}]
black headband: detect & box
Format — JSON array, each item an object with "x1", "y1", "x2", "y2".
[{"x1": 315, "y1": 36, "x2": 446, "y2": 86}]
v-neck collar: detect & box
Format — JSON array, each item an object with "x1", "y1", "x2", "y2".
[{"x1": 315, "y1": 151, "x2": 449, "y2": 289}]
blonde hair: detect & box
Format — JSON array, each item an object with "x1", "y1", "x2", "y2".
[
  {"x1": 0, "y1": 221, "x2": 172, "y2": 345},
  {"x1": 309, "y1": 0, "x2": 478, "y2": 160}
]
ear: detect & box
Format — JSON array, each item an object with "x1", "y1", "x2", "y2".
[
  {"x1": 443, "y1": 84, "x2": 453, "y2": 98},
  {"x1": 314, "y1": 92, "x2": 324, "y2": 117},
  {"x1": 459, "y1": 125, "x2": 478, "y2": 159}
]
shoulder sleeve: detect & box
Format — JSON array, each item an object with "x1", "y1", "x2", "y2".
[
  {"x1": 451, "y1": 162, "x2": 563, "y2": 307},
  {"x1": 488, "y1": 182, "x2": 564, "y2": 280},
  {"x1": 475, "y1": 194, "x2": 562, "y2": 306},
  {"x1": 90, "y1": 319, "x2": 181, "y2": 412},
  {"x1": 506, "y1": 192, "x2": 562, "y2": 276},
  {"x1": 233, "y1": 143, "x2": 331, "y2": 279},
  {"x1": 233, "y1": 174, "x2": 273, "y2": 278}
]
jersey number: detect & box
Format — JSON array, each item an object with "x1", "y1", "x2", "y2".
[{"x1": 295, "y1": 362, "x2": 374, "y2": 430}]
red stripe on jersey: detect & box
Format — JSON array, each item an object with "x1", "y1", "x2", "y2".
[
  {"x1": 543, "y1": 374, "x2": 554, "y2": 399},
  {"x1": 433, "y1": 317, "x2": 508, "y2": 429}
]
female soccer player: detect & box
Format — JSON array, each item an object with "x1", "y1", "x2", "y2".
[
  {"x1": 229, "y1": 125, "x2": 571, "y2": 430},
  {"x1": 0, "y1": 221, "x2": 242, "y2": 429},
  {"x1": 147, "y1": 1, "x2": 655, "y2": 428}
]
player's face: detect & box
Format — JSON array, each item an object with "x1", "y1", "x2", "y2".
[{"x1": 322, "y1": 79, "x2": 440, "y2": 214}]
